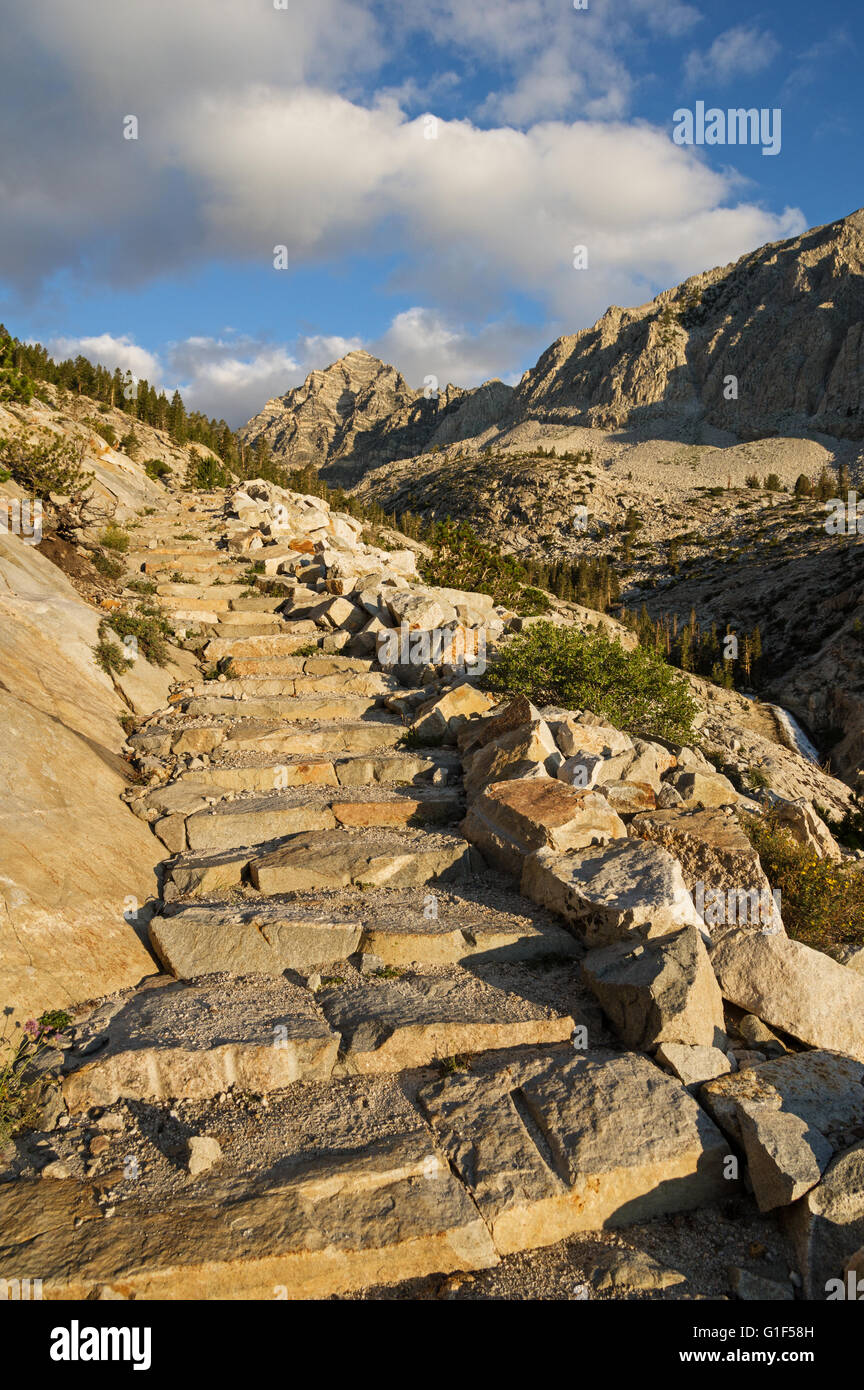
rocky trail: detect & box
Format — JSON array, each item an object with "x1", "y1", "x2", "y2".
[{"x1": 2, "y1": 481, "x2": 864, "y2": 1302}]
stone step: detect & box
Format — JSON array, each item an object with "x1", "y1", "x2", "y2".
[
  {"x1": 180, "y1": 759, "x2": 341, "y2": 792},
  {"x1": 318, "y1": 964, "x2": 577, "y2": 1075},
  {"x1": 151, "y1": 904, "x2": 366, "y2": 971},
  {"x1": 137, "y1": 555, "x2": 230, "y2": 571},
  {"x1": 203, "y1": 632, "x2": 322, "y2": 661},
  {"x1": 185, "y1": 673, "x2": 395, "y2": 700},
  {"x1": 156, "y1": 583, "x2": 250, "y2": 600},
  {"x1": 163, "y1": 846, "x2": 255, "y2": 898},
  {"x1": 220, "y1": 656, "x2": 328, "y2": 676},
  {"x1": 170, "y1": 755, "x2": 455, "y2": 800},
  {"x1": 167, "y1": 607, "x2": 224, "y2": 625},
  {"x1": 419, "y1": 1051, "x2": 734, "y2": 1255},
  {"x1": 159, "y1": 595, "x2": 233, "y2": 613},
  {"x1": 214, "y1": 610, "x2": 285, "y2": 629},
  {"x1": 184, "y1": 694, "x2": 384, "y2": 721},
  {"x1": 130, "y1": 546, "x2": 225, "y2": 562},
  {"x1": 223, "y1": 716, "x2": 407, "y2": 756},
  {"x1": 210, "y1": 654, "x2": 377, "y2": 679},
  {"x1": 60, "y1": 976, "x2": 339, "y2": 1110},
  {"x1": 207, "y1": 620, "x2": 297, "y2": 639},
  {"x1": 143, "y1": 559, "x2": 248, "y2": 578},
  {"x1": 181, "y1": 787, "x2": 463, "y2": 853},
  {"x1": 149, "y1": 887, "x2": 580, "y2": 974},
  {"x1": 0, "y1": 1110, "x2": 497, "y2": 1298},
  {"x1": 250, "y1": 827, "x2": 479, "y2": 894},
  {"x1": 225, "y1": 595, "x2": 286, "y2": 612}
]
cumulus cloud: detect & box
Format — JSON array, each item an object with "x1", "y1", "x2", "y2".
[
  {"x1": 0, "y1": 0, "x2": 798, "y2": 301},
  {"x1": 43, "y1": 332, "x2": 303, "y2": 424},
  {"x1": 42, "y1": 310, "x2": 548, "y2": 426},
  {"x1": 684, "y1": 25, "x2": 781, "y2": 87},
  {"x1": 163, "y1": 92, "x2": 804, "y2": 325},
  {"x1": 2, "y1": 0, "x2": 808, "y2": 425},
  {"x1": 44, "y1": 334, "x2": 161, "y2": 383},
  {"x1": 167, "y1": 338, "x2": 303, "y2": 421},
  {"x1": 369, "y1": 308, "x2": 546, "y2": 390}
]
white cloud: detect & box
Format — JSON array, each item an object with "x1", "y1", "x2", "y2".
[
  {"x1": 296, "y1": 334, "x2": 365, "y2": 369},
  {"x1": 158, "y1": 92, "x2": 803, "y2": 326},
  {"x1": 41, "y1": 311, "x2": 545, "y2": 426},
  {"x1": 783, "y1": 28, "x2": 854, "y2": 94},
  {"x1": 369, "y1": 307, "x2": 544, "y2": 389},
  {"x1": 0, "y1": 2, "x2": 801, "y2": 313},
  {"x1": 2, "y1": 0, "x2": 809, "y2": 431},
  {"x1": 684, "y1": 25, "x2": 780, "y2": 86},
  {"x1": 168, "y1": 339, "x2": 303, "y2": 421},
  {"x1": 44, "y1": 334, "x2": 161, "y2": 383},
  {"x1": 42, "y1": 332, "x2": 302, "y2": 424}
]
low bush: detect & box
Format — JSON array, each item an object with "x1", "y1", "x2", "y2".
[
  {"x1": 103, "y1": 605, "x2": 174, "y2": 666},
  {"x1": 0, "y1": 1009, "x2": 72, "y2": 1142},
  {"x1": 144, "y1": 458, "x2": 171, "y2": 481},
  {"x1": 0, "y1": 431, "x2": 93, "y2": 498},
  {"x1": 481, "y1": 621, "x2": 698, "y2": 742},
  {"x1": 99, "y1": 523, "x2": 130, "y2": 552},
  {"x1": 186, "y1": 449, "x2": 234, "y2": 489},
  {"x1": 93, "y1": 633, "x2": 133, "y2": 675},
  {"x1": 92, "y1": 552, "x2": 124, "y2": 580},
  {"x1": 744, "y1": 816, "x2": 864, "y2": 954}
]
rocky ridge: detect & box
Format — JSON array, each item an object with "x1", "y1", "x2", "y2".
[
  {"x1": 505, "y1": 208, "x2": 864, "y2": 442},
  {"x1": 239, "y1": 348, "x2": 512, "y2": 485}
]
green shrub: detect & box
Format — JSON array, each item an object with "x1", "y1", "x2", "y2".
[
  {"x1": 103, "y1": 605, "x2": 173, "y2": 666},
  {"x1": 0, "y1": 431, "x2": 93, "y2": 498},
  {"x1": 186, "y1": 449, "x2": 233, "y2": 489},
  {"x1": 144, "y1": 458, "x2": 172, "y2": 481},
  {"x1": 92, "y1": 552, "x2": 124, "y2": 580},
  {"x1": 1, "y1": 1008, "x2": 72, "y2": 1142},
  {"x1": 120, "y1": 430, "x2": 140, "y2": 459},
  {"x1": 203, "y1": 657, "x2": 237, "y2": 681},
  {"x1": 744, "y1": 765, "x2": 771, "y2": 792},
  {"x1": 744, "y1": 816, "x2": 864, "y2": 954},
  {"x1": 99, "y1": 523, "x2": 130, "y2": 552},
  {"x1": 94, "y1": 634, "x2": 133, "y2": 675},
  {"x1": 0, "y1": 365, "x2": 35, "y2": 404},
  {"x1": 817, "y1": 800, "x2": 864, "y2": 853},
  {"x1": 517, "y1": 586, "x2": 553, "y2": 617},
  {"x1": 481, "y1": 622, "x2": 698, "y2": 742}
]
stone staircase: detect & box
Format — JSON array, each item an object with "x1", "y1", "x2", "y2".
[{"x1": 0, "y1": 486, "x2": 804, "y2": 1300}]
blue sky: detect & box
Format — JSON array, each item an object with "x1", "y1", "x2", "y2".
[{"x1": 0, "y1": 0, "x2": 859, "y2": 424}]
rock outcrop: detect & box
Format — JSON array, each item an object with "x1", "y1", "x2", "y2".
[
  {"x1": 239, "y1": 348, "x2": 512, "y2": 485},
  {"x1": 506, "y1": 209, "x2": 864, "y2": 442}
]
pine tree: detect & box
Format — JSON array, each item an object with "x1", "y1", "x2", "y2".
[{"x1": 168, "y1": 390, "x2": 187, "y2": 443}]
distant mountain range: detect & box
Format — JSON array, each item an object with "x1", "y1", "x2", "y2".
[
  {"x1": 241, "y1": 207, "x2": 864, "y2": 479},
  {"x1": 239, "y1": 349, "x2": 512, "y2": 485}
]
